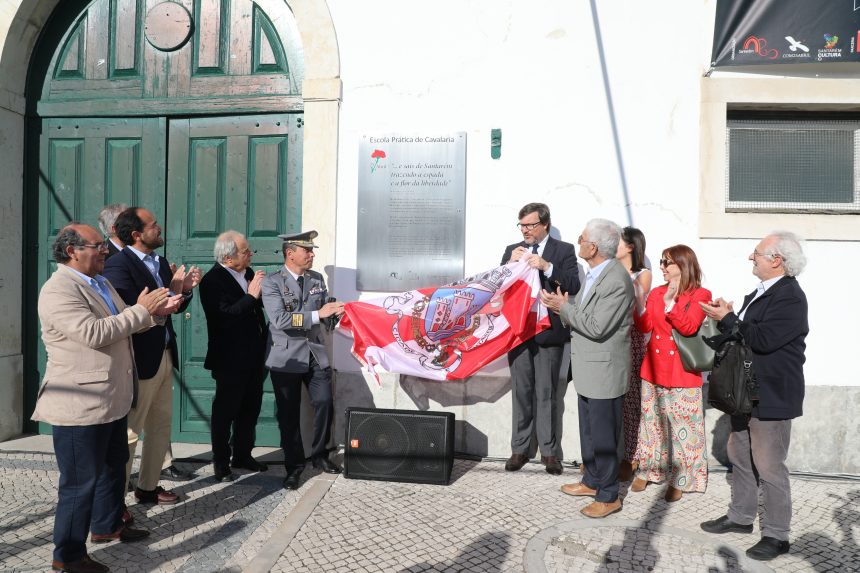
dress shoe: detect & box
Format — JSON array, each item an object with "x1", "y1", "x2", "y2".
[
  {"x1": 630, "y1": 477, "x2": 648, "y2": 492},
  {"x1": 134, "y1": 485, "x2": 180, "y2": 505},
  {"x1": 542, "y1": 455, "x2": 563, "y2": 475},
  {"x1": 312, "y1": 456, "x2": 342, "y2": 474},
  {"x1": 560, "y1": 482, "x2": 597, "y2": 497},
  {"x1": 91, "y1": 526, "x2": 151, "y2": 544},
  {"x1": 232, "y1": 458, "x2": 268, "y2": 472},
  {"x1": 617, "y1": 460, "x2": 635, "y2": 482},
  {"x1": 664, "y1": 486, "x2": 683, "y2": 502},
  {"x1": 700, "y1": 515, "x2": 754, "y2": 534},
  {"x1": 121, "y1": 505, "x2": 134, "y2": 526},
  {"x1": 160, "y1": 464, "x2": 194, "y2": 481},
  {"x1": 580, "y1": 499, "x2": 622, "y2": 518},
  {"x1": 283, "y1": 470, "x2": 302, "y2": 490},
  {"x1": 51, "y1": 555, "x2": 109, "y2": 573},
  {"x1": 213, "y1": 465, "x2": 236, "y2": 482},
  {"x1": 746, "y1": 536, "x2": 790, "y2": 561},
  {"x1": 505, "y1": 454, "x2": 528, "y2": 472}
]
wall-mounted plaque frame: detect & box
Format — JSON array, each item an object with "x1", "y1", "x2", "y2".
[{"x1": 357, "y1": 133, "x2": 467, "y2": 291}]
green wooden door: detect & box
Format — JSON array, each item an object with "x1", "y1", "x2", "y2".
[
  {"x1": 30, "y1": 0, "x2": 306, "y2": 444},
  {"x1": 36, "y1": 117, "x2": 166, "y2": 434},
  {"x1": 165, "y1": 113, "x2": 303, "y2": 445}
]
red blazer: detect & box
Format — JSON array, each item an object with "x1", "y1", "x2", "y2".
[{"x1": 635, "y1": 285, "x2": 711, "y2": 388}]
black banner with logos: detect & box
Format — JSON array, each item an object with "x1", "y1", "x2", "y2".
[{"x1": 712, "y1": 0, "x2": 860, "y2": 67}]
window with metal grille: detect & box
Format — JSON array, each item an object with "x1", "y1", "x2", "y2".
[{"x1": 726, "y1": 114, "x2": 860, "y2": 213}]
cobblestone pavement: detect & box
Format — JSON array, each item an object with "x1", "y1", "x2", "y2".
[{"x1": 1, "y1": 439, "x2": 858, "y2": 572}]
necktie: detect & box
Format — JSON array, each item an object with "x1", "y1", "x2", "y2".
[
  {"x1": 531, "y1": 243, "x2": 539, "y2": 254},
  {"x1": 144, "y1": 254, "x2": 169, "y2": 344},
  {"x1": 144, "y1": 254, "x2": 164, "y2": 288},
  {"x1": 296, "y1": 275, "x2": 305, "y2": 311}
]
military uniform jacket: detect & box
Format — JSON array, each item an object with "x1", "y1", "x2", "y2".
[{"x1": 261, "y1": 267, "x2": 329, "y2": 373}]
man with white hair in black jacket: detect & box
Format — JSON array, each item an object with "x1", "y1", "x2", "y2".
[{"x1": 699, "y1": 231, "x2": 809, "y2": 562}]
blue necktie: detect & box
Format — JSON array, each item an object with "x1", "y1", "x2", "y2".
[
  {"x1": 144, "y1": 254, "x2": 165, "y2": 288},
  {"x1": 144, "y1": 254, "x2": 170, "y2": 344}
]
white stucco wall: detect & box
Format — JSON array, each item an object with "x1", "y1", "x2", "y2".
[{"x1": 329, "y1": 0, "x2": 853, "y2": 384}]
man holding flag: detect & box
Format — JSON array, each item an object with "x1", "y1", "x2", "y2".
[{"x1": 501, "y1": 203, "x2": 579, "y2": 476}]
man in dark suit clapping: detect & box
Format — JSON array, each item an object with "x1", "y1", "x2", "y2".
[
  {"x1": 501, "y1": 203, "x2": 580, "y2": 476},
  {"x1": 103, "y1": 208, "x2": 201, "y2": 506},
  {"x1": 199, "y1": 231, "x2": 269, "y2": 482}
]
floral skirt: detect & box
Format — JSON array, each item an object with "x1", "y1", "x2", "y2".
[{"x1": 635, "y1": 380, "x2": 708, "y2": 492}]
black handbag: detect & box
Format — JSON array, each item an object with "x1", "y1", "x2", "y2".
[
  {"x1": 707, "y1": 335, "x2": 759, "y2": 416},
  {"x1": 672, "y1": 305, "x2": 720, "y2": 372}
]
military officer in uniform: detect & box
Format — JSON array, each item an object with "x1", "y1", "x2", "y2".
[{"x1": 261, "y1": 230, "x2": 345, "y2": 490}]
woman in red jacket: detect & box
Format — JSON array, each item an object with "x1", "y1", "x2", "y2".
[{"x1": 631, "y1": 244, "x2": 710, "y2": 502}]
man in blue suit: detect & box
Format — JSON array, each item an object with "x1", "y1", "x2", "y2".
[
  {"x1": 103, "y1": 207, "x2": 201, "y2": 507},
  {"x1": 501, "y1": 203, "x2": 580, "y2": 476}
]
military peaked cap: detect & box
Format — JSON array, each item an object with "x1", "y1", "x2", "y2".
[{"x1": 278, "y1": 230, "x2": 318, "y2": 249}]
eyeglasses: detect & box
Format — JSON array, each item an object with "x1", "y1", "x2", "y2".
[
  {"x1": 577, "y1": 235, "x2": 597, "y2": 246},
  {"x1": 752, "y1": 250, "x2": 778, "y2": 259},
  {"x1": 79, "y1": 242, "x2": 109, "y2": 252},
  {"x1": 516, "y1": 222, "x2": 542, "y2": 231},
  {"x1": 659, "y1": 258, "x2": 676, "y2": 267}
]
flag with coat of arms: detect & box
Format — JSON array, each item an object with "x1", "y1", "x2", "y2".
[{"x1": 338, "y1": 261, "x2": 550, "y2": 381}]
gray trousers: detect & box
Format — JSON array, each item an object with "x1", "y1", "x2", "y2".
[
  {"x1": 508, "y1": 341, "x2": 563, "y2": 457},
  {"x1": 727, "y1": 416, "x2": 793, "y2": 541}
]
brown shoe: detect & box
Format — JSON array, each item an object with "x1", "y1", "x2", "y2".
[
  {"x1": 91, "y1": 526, "x2": 151, "y2": 543},
  {"x1": 580, "y1": 499, "x2": 622, "y2": 518},
  {"x1": 51, "y1": 555, "x2": 109, "y2": 573},
  {"x1": 664, "y1": 486, "x2": 683, "y2": 502},
  {"x1": 542, "y1": 455, "x2": 563, "y2": 475},
  {"x1": 618, "y1": 460, "x2": 635, "y2": 482},
  {"x1": 505, "y1": 453, "x2": 529, "y2": 472},
  {"x1": 560, "y1": 482, "x2": 597, "y2": 497},
  {"x1": 134, "y1": 485, "x2": 179, "y2": 505},
  {"x1": 631, "y1": 477, "x2": 648, "y2": 492}
]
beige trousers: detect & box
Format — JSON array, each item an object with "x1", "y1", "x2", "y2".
[{"x1": 125, "y1": 350, "x2": 174, "y2": 492}]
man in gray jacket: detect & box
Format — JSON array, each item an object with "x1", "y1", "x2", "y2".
[
  {"x1": 261, "y1": 230, "x2": 345, "y2": 490},
  {"x1": 541, "y1": 218, "x2": 633, "y2": 519}
]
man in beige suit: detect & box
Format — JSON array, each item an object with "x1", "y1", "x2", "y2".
[
  {"x1": 541, "y1": 218, "x2": 633, "y2": 519},
  {"x1": 32, "y1": 224, "x2": 180, "y2": 573}
]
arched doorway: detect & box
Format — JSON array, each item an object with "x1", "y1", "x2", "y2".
[{"x1": 16, "y1": 0, "x2": 340, "y2": 445}]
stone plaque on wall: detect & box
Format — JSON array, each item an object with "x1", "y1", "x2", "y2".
[{"x1": 357, "y1": 133, "x2": 466, "y2": 291}]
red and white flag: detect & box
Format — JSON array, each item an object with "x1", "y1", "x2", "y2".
[{"x1": 338, "y1": 262, "x2": 550, "y2": 381}]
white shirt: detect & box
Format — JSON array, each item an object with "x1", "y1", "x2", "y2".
[
  {"x1": 220, "y1": 263, "x2": 248, "y2": 293},
  {"x1": 739, "y1": 275, "x2": 783, "y2": 320}
]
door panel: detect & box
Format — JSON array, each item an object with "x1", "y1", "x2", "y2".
[
  {"x1": 166, "y1": 113, "x2": 303, "y2": 445},
  {"x1": 36, "y1": 117, "x2": 166, "y2": 433}
]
